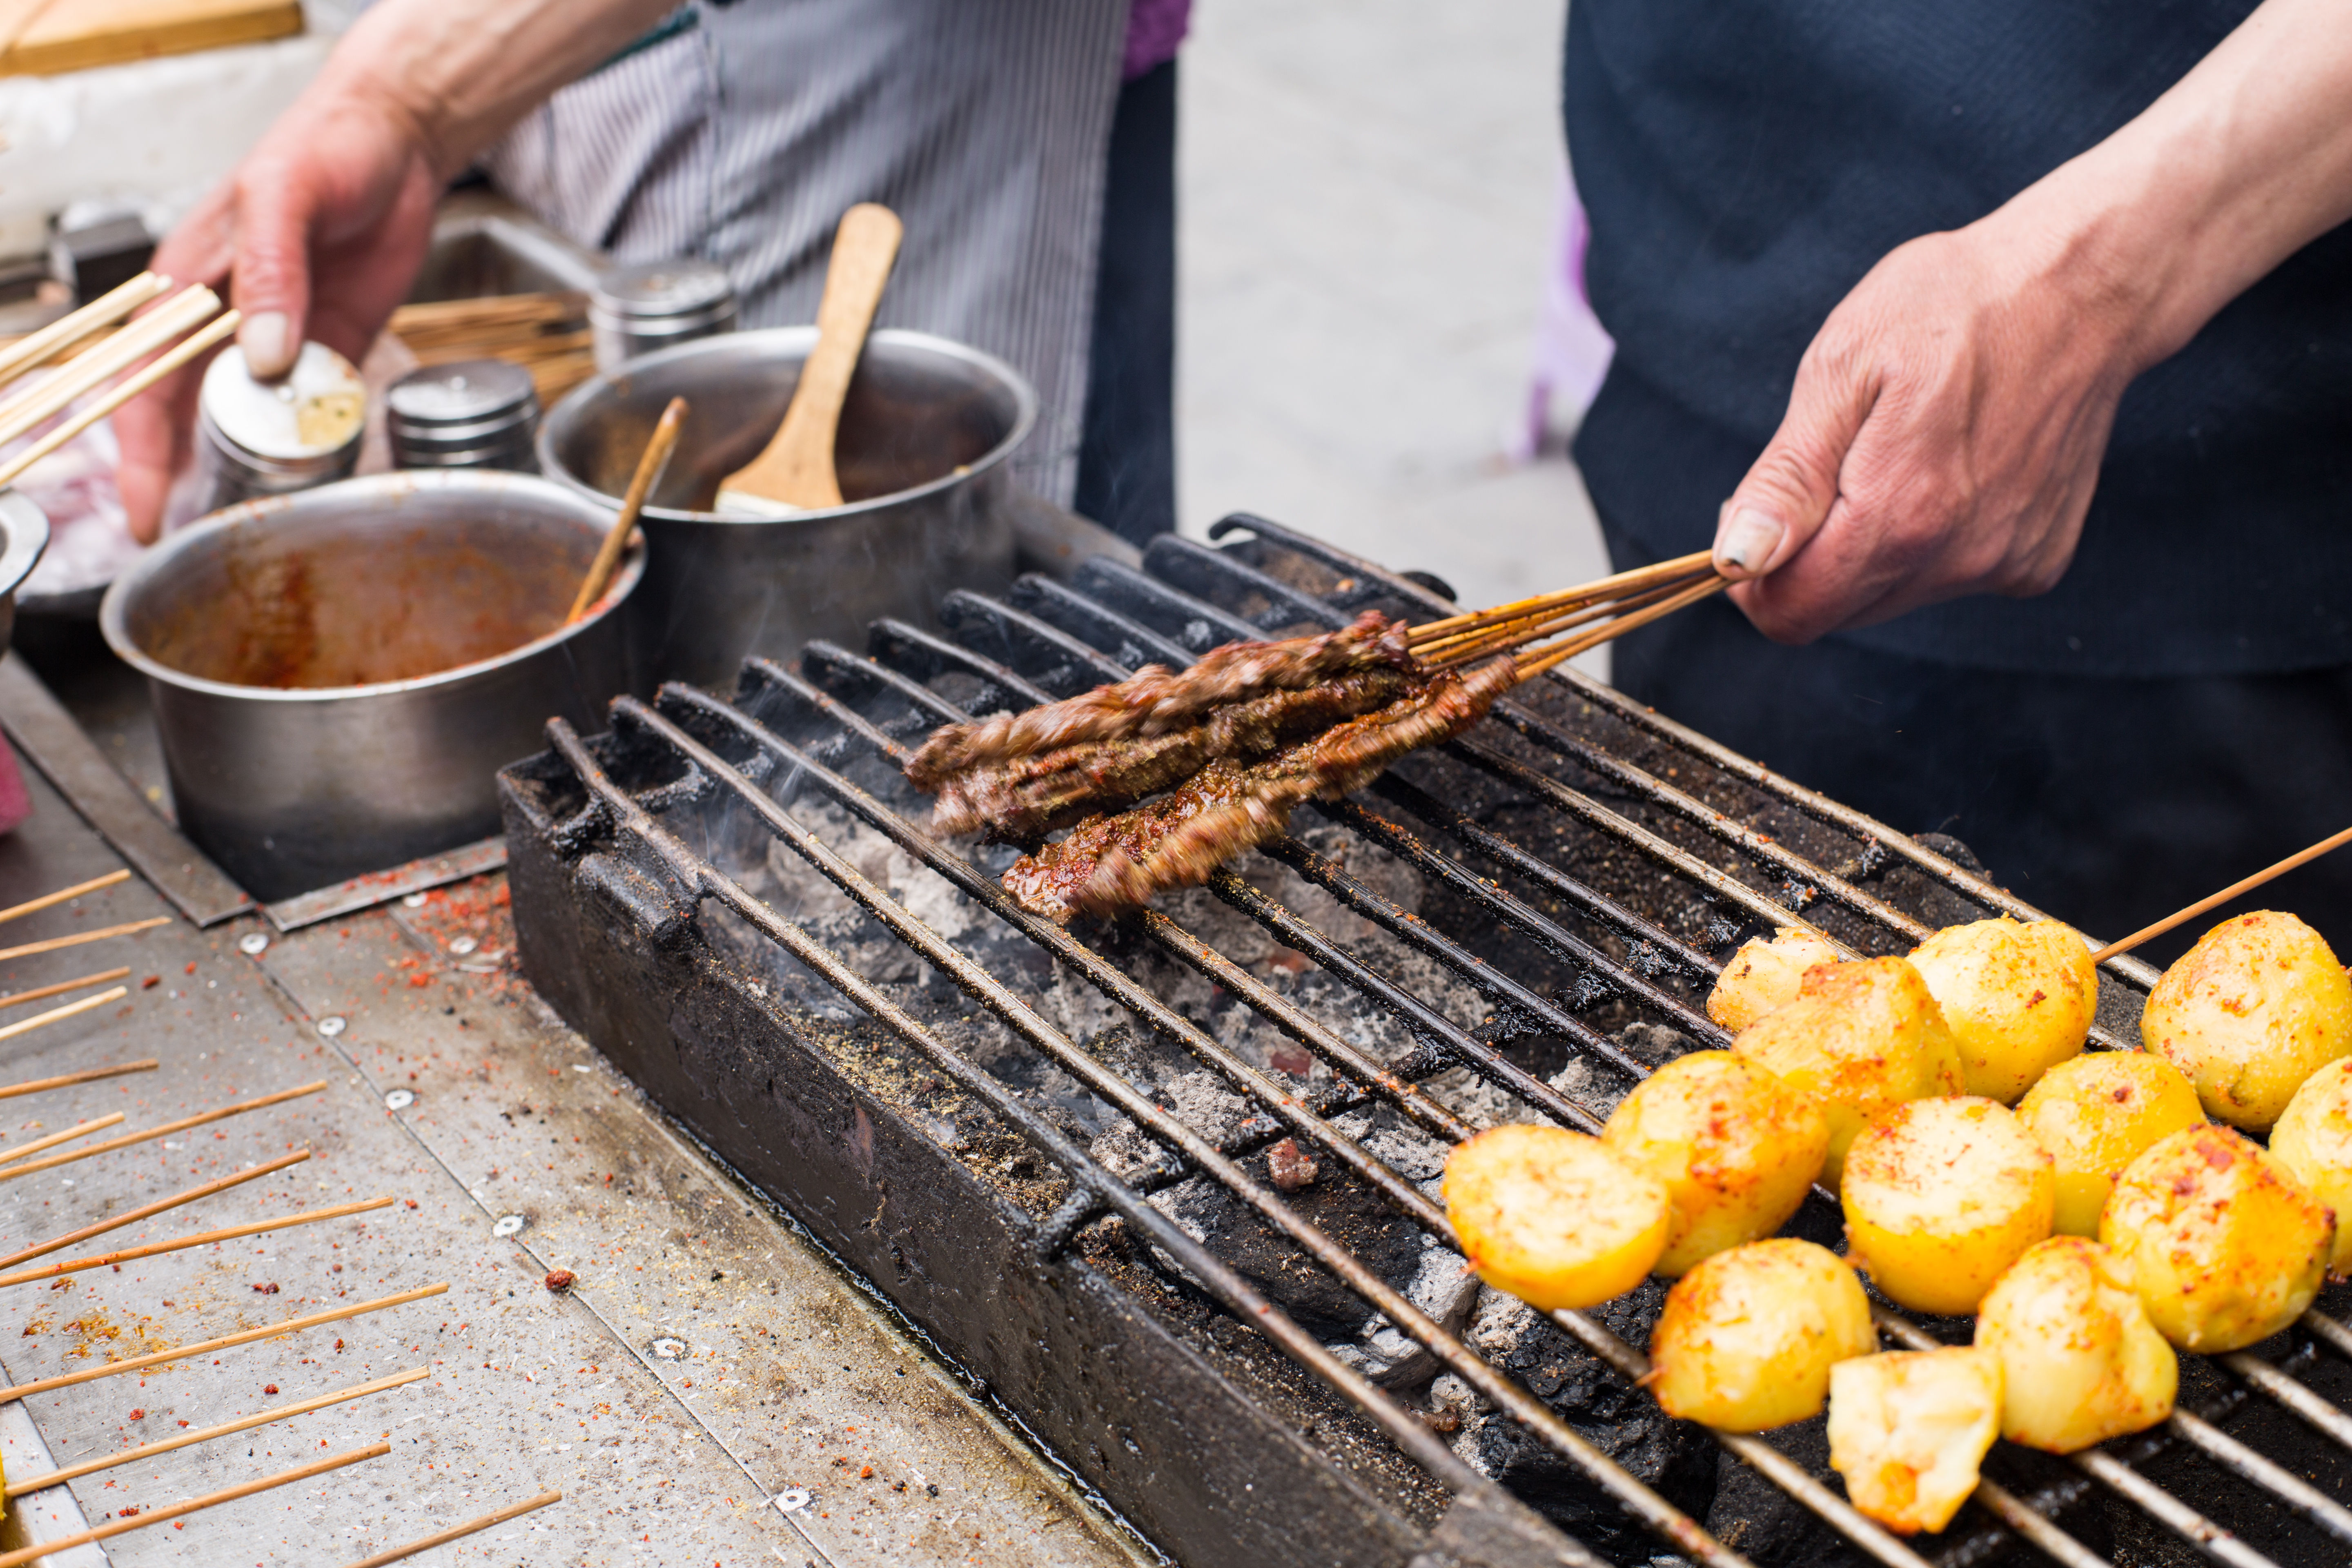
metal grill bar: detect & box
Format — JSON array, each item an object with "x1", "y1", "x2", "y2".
[
  {"x1": 535, "y1": 517, "x2": 2352, "y2": 1568},
  {"x1": 637, "y1": 683, "x2": 1748, "y2": 1568}
]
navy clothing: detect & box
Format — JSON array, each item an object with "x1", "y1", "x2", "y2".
[
  {"x1": 1077, "y1": 58, "x2": 1181, "y2": 545},
  {"x1": 1565, "y1": 0, "x2": 2352, "y2": 677}
]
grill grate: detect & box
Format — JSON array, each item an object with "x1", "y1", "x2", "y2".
[{"x1": 516, "y1": 514, "x2": 2352, "y2": 1568}]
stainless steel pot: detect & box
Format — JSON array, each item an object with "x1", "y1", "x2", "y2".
[
  {"x1": 0, "y1": 491, "x2": 50, "y2": 659},
  {"x1": 536, "y1": 326, "x2": 1031, "y2": 690},
  {"x1": 99, "y1": 472, "x2": 641, "y2": 902}
]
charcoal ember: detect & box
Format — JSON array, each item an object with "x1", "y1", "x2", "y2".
[
  {"x1": 1613, "y1": 1021, "x2": 1697, "y2": 1070},
  {"x1": 1267, "y1": 1137, "x2": 1320, "y2": 1191},
  {"x1": 1701, "y1": 1414, "x2": 1852, "y2": 1568},
  {"x1": 1454, "y1": 1281, "x2": 1716, "y2": 1564},
  {"x1": 1875, "y1": 832, "x2": 2001, "y2": 931}
]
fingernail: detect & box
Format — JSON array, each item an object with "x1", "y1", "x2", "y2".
[
  {"x1": 1715, "y1": 507, "x2": 1786, "y2": 576},
  {"x1": 239, "y1": 312, "x2": 293, "y2": 379}
]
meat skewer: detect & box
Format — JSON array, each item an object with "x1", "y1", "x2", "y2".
[{"x1": 911, "y1": 555, "x2": 1725, "y2": 919}]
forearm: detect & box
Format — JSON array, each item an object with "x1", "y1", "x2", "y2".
[
  {"x1": 316, "y1": 0, "x2": 682, "y2": 177},
  {"x1": 2002, "y1": 0, "x2": 2352, "y2": 372}
]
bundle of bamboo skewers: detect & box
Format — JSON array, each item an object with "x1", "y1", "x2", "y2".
[
  {"x1": 0, "y1": 270, "x2": 240, "y2": 491},
  {"x1": 1404, "y1": 546, "x2": 1725, "y2": 680},
  {"x1": 387, "y1": 290, "x2": 597, "y2": 406}
]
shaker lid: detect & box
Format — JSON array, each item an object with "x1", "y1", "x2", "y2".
[
  {"x1": 590, "y1": 259, "x2": 736, "y2": 321},
  {"x1": 386, "y1": 359, "x2": 537, "y2": 438},
  {"x1": 199, "y1": 342, "x2": 366, "y2": 459}
]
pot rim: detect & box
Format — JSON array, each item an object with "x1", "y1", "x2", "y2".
[
  {"x1": 0, "y1": 490, "x2": 51, "y2": 602},
  {"x1": 98, "y1": 470, "x2": 643, "y2": 704},
  {"x1": 536, "y1": 325, "x2": 1038, "y2": 525}
]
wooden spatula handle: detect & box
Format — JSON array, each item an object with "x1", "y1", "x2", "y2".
[{"x1": 737, "y1": 203, "x2": 903, "y2": 510}]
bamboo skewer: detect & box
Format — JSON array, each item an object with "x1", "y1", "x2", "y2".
[
  {"x1": 0, "y1": 1112, "x2": 121, "y2": 1167},
  {"x1": 568, "y1": 394, "x2": 684, "y2": 625},
  {"x1": 0, "y1": 285, "x2": 220, "y2": 447},
  {"x1": 6, "y1": 1365, "x2": 426, "y2": 1497},
  {"x1": 343, "y1": 1489, "x2": 565, "y2": 1568},
  {"x1": 0, "y1": 968, "x2": 131, "y2": 1013},
  {"x1": 0, "y1": 1054, "x2": 154, "y2": 1097},
  {"x1": 0, "y1": 869, "x2": 130, "y2": 926},
  {"x1": 2089, "y1": 822, "x2": 2352, "y2": 964},
  {"x1": 0, "y1": 1282, "x2": 449, "y2": 1404},
  {"x1": 0, "y1": 1078, "x2": 326, "y2": 1183},
  {"x1": 0, "y1": 915, "x2": 172, "y2": 963},
  {"x1": 0, "y1": 273, "x2": 169, "y2": 390},
  {"x1": 0, "y1": 985, "x2": 125, "y2": 1045},
  {"x1": 0, "y1": 1193, "x2": 393, "y2": 1290},
  {"x1": 0, "y1": 1147, "x2": 310, "y2": 1270},
  {"x1": 0, "y1": 1443, "x2": 391, "y2": 1568},
  {"x1": 0, "y1": 308, "x2": 241, "y2": 492},
  {"x1": 1421, "y1": 575, "x2": 1703, "y2": 668}
]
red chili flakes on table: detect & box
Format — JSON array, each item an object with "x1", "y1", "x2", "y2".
[
  {"x1": 860, "y1": 1465, "x2": 874, "y2": 1479},
  {"x1": 263, "y1": 1385, "x2": 278, "y2": 1395},
  {"x1": 139, "y1": 976, "x2": 159, "y2": 990},
  {"x1": 252, "y1": 1283, "x2": 279, "y2": 1294},
  {"x1": 119, "y1": 1506, "x2": 138, "y2": 1517},
  {"x1": 183, "y1": 962, "x2": 196, "y2": 974},
  {"x1": 544, "y1": 1270, "x2": 575, "y2": 1294},
  {"x1": 127, "y1": 1409, "x2": 144, "y2": 1421}
]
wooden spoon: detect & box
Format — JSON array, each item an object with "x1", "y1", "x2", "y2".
[
  {"x1": 714, "y1": 202, "x2": 903, "y2": 516},
  {"x1": 567, "y1": 395, "x2": 686, "y2": 626}
]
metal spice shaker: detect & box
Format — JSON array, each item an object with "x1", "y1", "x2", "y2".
[
  {"x1": 386, "y1": 359, "x2": 539, "y2": 471},
  {"x1": 192, "y1": 342, "x2": 366, "y2": 516},
  {"x1": 588, "y1": 258, "x2": 737, "y2": 374}
]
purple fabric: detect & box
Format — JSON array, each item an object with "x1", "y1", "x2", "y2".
[{"x1": 1123, "y1": 0, "x2": 1190, "y2": 79}]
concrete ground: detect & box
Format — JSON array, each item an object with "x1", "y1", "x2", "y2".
[{"x1": 1176, "y1": 0, "x2": 1616, "y2": 676}]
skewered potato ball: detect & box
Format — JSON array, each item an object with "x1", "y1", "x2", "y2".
[
  {"x1": 1973, "y1": 1236, "x2": 2177, "y2": 1452},
  {"x1": 1826, "y1": 1348, "x2": 2002, "y2": 1536},
  {"x1": 2014, "y1": 1052, "x2": 2205, "y2": 1237},
  {"x1": 1443, "y1": 1125, "x2": 1668, "y2": 1310},
  {"x1": 1648, "y1": 1238, "x2": 1877, "y2": 1431},
  {"x1": 1709, "y1": 925, "x2": 1844, "y2": 1032},
  {"x1": 1841, "y1": 1097, "x2": 2055, "y2": 1315},
  {"x1": 1732, "y1": 957, "x2": 1965, "y2": 1191},
  {"x1": 2100, "y1": 1123, "x2": 2333, "y2": 1351},
  {"x1": 2140, "y1": 910, "x2": 2352, "y2": 1131},
  {"x1": 1905, "y1": 917, "x2": 2098, "y2": 1102},
  {"x1": 1600, "y1": 1050, "x2": 1831, "y2": 1276},
  {"x1": 2263, "y1": 1058, "x2": 2352, "y2": 1277}
]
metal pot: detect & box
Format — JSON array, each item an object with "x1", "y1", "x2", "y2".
[
  {"x1": 99, "y1": 472, "x2": 641, "y2": 902},
  {"x1": 535, "y1": 326, "x2": 1030, "y2": 690},
  {"x1": 0, "y1": 491, "x2": 50, "y2": 659}
]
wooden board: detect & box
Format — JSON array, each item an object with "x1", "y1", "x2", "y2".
[{"x1": 0, "y1": 0, "x2": 303, "y2": 79}]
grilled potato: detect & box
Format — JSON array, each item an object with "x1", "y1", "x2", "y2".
[
  {"x1": 2014, "y1": 1052, "x2": 2205, "y2": 1237},
  {"x1": 2100, "y1": 1123, "x2": 2333, "y2": 1351},
  {"x1": 2140, "y1": 910, "x2": 2352, "y2": 1131},
  {"x1": 1732, "y1": 957, "x2": 1966, "y2": 1191},
  {"x1": 2263, "y1": 1058, "x2": 2352, "y2": 1276},
  {"x1": 1906, "y1": 917, "x2": 2098, "y2": 1103},
  {"x1": 1648, "y1": 1238, "x2": 1877, "y2": 1432},
  {"x1": 1826, "y1": 1348, "x2": 2002, "y2": 1536},
  {"x1": 1601, "y1": 1050, "x2": 1830, "y2": 1276},
  {"x1": 1842, "y1": 1097, "x2": 2055, "y2": 1315},
  {"x1": 1709, "y1": 925, "x2": 1844, "y2": 1033},
  {"x1": 1443, "y1": 1124, "x2": 1668, "y2": 1310},
  {"x1": 1974, "y1": 1236, "x2": 2176, "y2": 1452}
]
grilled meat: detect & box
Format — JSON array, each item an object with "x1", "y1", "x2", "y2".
[
  {"x1": 1002, "y1": 655, "x2": 1519, "y2": 921},
  {"x1": 929, "y1": 666, "x2": 1416, "y2": 840},
  {"x1": 905, "y1": 610, "x2": 1415, "y2": 789}
]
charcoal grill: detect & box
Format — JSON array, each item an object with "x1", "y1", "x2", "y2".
[{"x1": 497, "y1": 514, "x2": 2352, "y2": 1568}]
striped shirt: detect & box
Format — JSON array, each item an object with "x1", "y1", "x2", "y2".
[{"x1": 483, "y1": 0, "x2": 1129, "y2": 504}]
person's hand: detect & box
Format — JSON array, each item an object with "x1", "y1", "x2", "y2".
[
  {"x1": 1707, "y1": 213, "x2": 2143, "y2": 644},
  {"x1": 114, "y1": 81, "x2": 442, "y2": 541}
]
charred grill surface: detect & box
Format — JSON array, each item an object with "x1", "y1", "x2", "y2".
[{"x1": 502, "y1": 514, "x2": 2352, "y2": 1568}]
